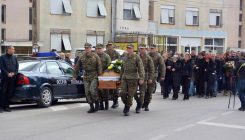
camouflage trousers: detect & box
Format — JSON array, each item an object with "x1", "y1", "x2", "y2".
[
  {"x1": 84, "y1": 78, "x2": 98, "y2": 104},
  {"x1": 120, "y1": 79, "x2": 138, "y2": 107},
  {"x1": 98, "y1": 89, "x2": 109, "y2": 102}
]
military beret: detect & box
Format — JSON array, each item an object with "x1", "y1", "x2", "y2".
[
  {"x1": 96, "y1": 43, "x2": 104, "y2": 48},
  {"x1": 84, "y1": 43, "x2": 92, "y2": 47}
]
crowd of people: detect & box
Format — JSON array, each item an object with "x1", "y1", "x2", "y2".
[
  {"x1": 73, "y1": 42, "x2": 245, "y2": 116},
  {"x1": 0, "y1": 43, "x2": 244, "y2": 115}
]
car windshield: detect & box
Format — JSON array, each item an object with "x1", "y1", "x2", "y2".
[{"x1": 19, "y1": 61, "x2": 40, "y2": 71}]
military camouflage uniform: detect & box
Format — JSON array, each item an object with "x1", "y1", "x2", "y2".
[
  {"x1": 97, "y1": 52, "x2": 111, "y2": 106},
  {"x1": 120, "y1": 53, "x2": 145, "y2": 107},
  {"x1": 104, "y1": 49, "x2": 121, "y2": 108},
  {"x1": 135, "y1": 54, "x2": 154, "y2": 104},
  {"x1": 74, "y1": 52, "x2": 102, "y2": 104},
  {"x1": 148, "y1": 51, "x2": 166, "y2": 96}
]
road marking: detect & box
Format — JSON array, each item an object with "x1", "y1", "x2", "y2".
[
  {"x1": 50, "y1": 106, "x2": 68, "y2": 111},
  {"x1": 149, "y1": 134, "x2": 167, "y2": 140},
  {"x1": 221, "y1": 111, "x2": 234, "y2": 116},
  {"x1": 174, "y1": 124, "x2": 195, "y2": 132},
  {"x1": 197, "y1": 121, "x2": 245, "y2": 130},
  {"x1": 197, "y1": 117, "x2": 217, "y2": 123},
  {"x1": 78, "y1": 103, "x2": 88, "y2": 107}
]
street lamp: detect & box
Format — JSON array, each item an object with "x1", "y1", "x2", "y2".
[{"x1": 32, "y1": 0, "x2": 38, "y2": 53}]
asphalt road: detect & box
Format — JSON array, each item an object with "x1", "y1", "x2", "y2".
[{"x1": 0, "y1": 91, "x2": 244, "y2": 140}]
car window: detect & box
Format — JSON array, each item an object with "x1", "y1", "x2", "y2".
[
  {"x1": 39, "y1": 63, "x2": 47, "y2": 73},
  {"x1": 19, "y1": 61, "x2": 40, "y2": 71},
  {"x1": 59, "y1": 62, "x2": 74, "y2": 76},
  {"x1": 46, "y1": 62, "x2": 63, "y2": 75}
]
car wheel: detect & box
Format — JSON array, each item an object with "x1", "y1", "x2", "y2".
[{"x1": 38, "y1": 87, "x2": 52, "y2": 107}]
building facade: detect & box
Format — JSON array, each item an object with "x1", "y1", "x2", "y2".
[
  {"x1": 0, "y1": 0, "x2": 243, "y2": 56},
  {"x1": 1, "y1": 0, "x2": 34, "y2": 55},
  {"x1": 151, "y1": 0, "x2": 240, "y2": 54},
  {"x1": 37, "y1": 0, "x2": 111, "y2": 56}
]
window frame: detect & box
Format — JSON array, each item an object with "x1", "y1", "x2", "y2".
[
  {"x1": 123, "y1": 1, "x2": 141, "y2": 20},
  {"x1": 185, "y1": 8, "x2": 199, "y2": 26},
  {"x1": 160, "y1": 5, "x2": 175, "y2": 25},
  {"x1": 50, "y1": 0, "x2": 72, "y2": 15}
]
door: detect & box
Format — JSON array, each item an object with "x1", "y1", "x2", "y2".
[
  {"x1": 46, "y1": 61, "x2": 67, "y2": 97},
  {"x1": 59, "y1": 61, "x2": 84, "y2": 97}
]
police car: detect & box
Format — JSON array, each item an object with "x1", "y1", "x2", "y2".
[{"x1": 10, "y1": 59, "x2": 85, "y2": 107}]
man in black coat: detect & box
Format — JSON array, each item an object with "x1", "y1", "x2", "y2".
[
  {"x1": 0, "y1": 46, "x2": 19, "y2": 112},
  {"x1": 195, "y1": 52, "x2": 206, "y2": 98}
]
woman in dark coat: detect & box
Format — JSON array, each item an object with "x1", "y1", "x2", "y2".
[{"x1": 181, "y1": 54, "x2": 192, "y2": 100}]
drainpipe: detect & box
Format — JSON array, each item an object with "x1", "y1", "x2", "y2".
[{"x1": 111, "y1": 0, "x2": 117, "y2": 42}]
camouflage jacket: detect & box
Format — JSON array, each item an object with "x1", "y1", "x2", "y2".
[
  {"x1": 104, "y1": 50, "x2": 120, "y2": 61},
  {"x1": 120, "y1": 53, "x2": 145, "y2": 80},
  {"x1": 140, "y1": 54, "x2": 155, "y2": 80},
  {"x1": 97, "y1": 52, "x2": 111, "y2": 71},
  {"x1": 148, "y1": 52, "x2": 166, "y2": 78},
  {"x1": 74, "y1": 52, "x2": 102, "y2": 80}
]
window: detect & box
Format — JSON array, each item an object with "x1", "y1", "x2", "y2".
[
  {"x1": 160, "y1": 6, "x2": 175, "y2": 24},
  {"x1": 46, "y1": 62, "x2": 63, "y2": 75},
  {"x1": 29, "y1": 0, "x2": 32, "y2": 3},
  {"x1": 19, "y1": 61, "x2": 40, "y2": 71},
  {"x1": 239, "y1": 25, "x2": 242, "y2": 37},
  {"x1": 238, "y1": 41, "x2": 242, "y2": 48},
  {"x1": 2, "y1": 5, "x2": 6, "y2": 23},
  {"x1": 87, "y1": 0, "x2": 107, "y2": 17},
  {"x1": 240, "y1": 14, "x2": 243, "y2": 22},
  {"x1": 186, "y1": 8, "x2": 199, "y2": 26},
  {"x1": 29, "y1": 7, "x2": 32, "y2": 24},
  {"x1": 123, "y1": 0, "x2": 141, "y2": 20},
  {"x1": 51, "y1": 34, "x2": 72, "y2": 51},
  {"x1": 50, "y1": 0, "x2": 72, "y2": 15},
  {"x1": 60, "y1": 62, "x2": 74, "y2": 76},
  {"x1": 205, "y1": 38, "x2": 224, "y2": 54},
  {"x1": 86, "y1": 35, "x2": 104, "y2": 47},
  {"x1": 29, "y1": 30, "x2": 32, "y2": 41},
  {"x1": 164, "y1": 37, "x2": 177, "y2": 52},
  {"x1": 1, "y1": 28, "x2": 6, "y2": 41},
  {"x1": 39, "y1": 63, "x2": 47, "y2": 73},
  {"x1": 209, "y1": 10, "x2": 222, "y2": 27}
]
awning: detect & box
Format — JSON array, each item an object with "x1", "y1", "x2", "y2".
[
  {"x1": 62, "y1": 0, "x2": 73, "y2": 14},
  {"x1": 1, "y1": 41, "x2": 43, "y2": 47},
  {"x1": 180, "y1": 38, "x2": 201, "y2": 47},
  {"x1": 98, "y1": 2, "x2": 107, "y2": 16},
  {"x1": 62, "y1": 34, "x2": 72, "y2": 50},
  {"x1": 133, "y1": 5, "x2": 141, "y2": 19}
]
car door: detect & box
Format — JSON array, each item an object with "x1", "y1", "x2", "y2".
[
  {"x1": 46, "y1": 61, "x2": 67, "y2": 97},
  {"x1": 59, "y1": 61, "x2": 84, "y2": 97}
]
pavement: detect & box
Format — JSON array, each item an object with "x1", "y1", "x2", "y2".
[{"x1": 0, "y1": 89, "x2": 244, "y2": 140}]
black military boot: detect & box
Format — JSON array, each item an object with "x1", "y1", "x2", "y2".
[
  {"x1": 123, "y1": 106, "x2": 130, "y2": 116},
  {"x1": 111, "y1": 99, "x2": 119, "y2": 109},
  {"x1": 142, "y1": 102, "x2": 145, "y2": 109},
  {"x1": 87, "y1": 103, "x2": 95, "y2": 113},
  {"x1": 135, "y1": 102, "x2": 142, "y2": 113},
  {"x1": 105, "y1": 101, "x2": 109, "y2": 110},
  {"x1": 94, "y1": 101, "x2": 99, "y2": 112},
  {"x1": 144, "y1": 102, "x2": 150, "y2": 111},
  {"x1": 99, "y1": 102, "x2": 104, "y2": 110}
]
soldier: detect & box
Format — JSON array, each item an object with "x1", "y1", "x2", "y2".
[
  {"x1": 148, "y1": 44, "x2": 166, "y2": 101},
  {"x1": 73, "y1": 43, "x2": 102, "y2": 113},
  {"x1": 120, "y1": 44, "x2": 145, "y2": 116},
  {"x1": 104, "y1": 41, "x2": 121, "y2": 109},
  {"x1": 95, "y1": 43, "x2": 111, "y2": 110},
  {"x1": 134, "y1": 44, "x2": 154, "y2": 113}
]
